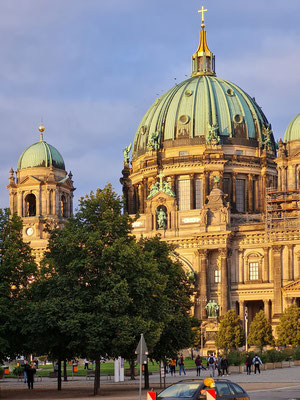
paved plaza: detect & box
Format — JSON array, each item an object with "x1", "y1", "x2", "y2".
[{"x1": 1, "y1": 365, "x2": 300, "y2": 399}]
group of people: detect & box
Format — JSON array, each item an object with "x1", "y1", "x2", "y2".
[
  {"x1": 167, "y1": 354, "x2": 187, "y2": 376},
  {"x1": 206, "y1": 354, "x2": 229, "y2": 377},
  {"x1": 23, "y1": 361, "x2": 37, "y2": 389},
  {"x1": 245, "y1": 354, "x2": 263, "y2": 374}
]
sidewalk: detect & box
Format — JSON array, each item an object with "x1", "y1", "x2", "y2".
[{"x1": 1, "y1": 365, "x2": 300, "y2": 399}]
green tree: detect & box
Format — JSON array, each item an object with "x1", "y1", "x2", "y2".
[
  {"x1": 0, "y1": 209, "x2": 37, "y2": 363},
  {"x1": 27, "y1": 186, "x2": 194, "y2": 394},
  {"x1": 248, "y1": 310, "x2": 274, "y2": 351},
  {"x1": 277, "y1": 305, "x2": 300, "y2": 347},
  {"x1": 215, "y1": 310, "x2": 244, "y2": 350}
]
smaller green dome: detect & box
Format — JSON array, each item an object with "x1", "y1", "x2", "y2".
[
  {"x1": 284, "y1": 114, "x2": 300, "y2": 143},
  {"x1": 18, "y1": 134, "x2": 65, "y2": 170}
]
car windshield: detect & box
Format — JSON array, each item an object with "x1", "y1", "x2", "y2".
[{"x1": 159, "y1": 383, "x2": 201, "y2": 398}]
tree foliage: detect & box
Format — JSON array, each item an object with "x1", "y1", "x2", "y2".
[
  {"x1": 276, "y1": 305, "x2": 300, "y2": 347},
  {"x1": 26, "y1": 186, "x2": 194, "y2": 393},
  {"x1": 248, "y1": 310, "x2": 274, "y2": 350},
  {"x1": 0, "y1": 209, "x2": 37, "y2": 363},
  {"x1": 215, "y1": 310, "x2": 244, "y2": 350}
]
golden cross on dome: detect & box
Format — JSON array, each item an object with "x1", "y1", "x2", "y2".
[{"x1": 198, "y1": 5, "x2": 208, "y2": 24}]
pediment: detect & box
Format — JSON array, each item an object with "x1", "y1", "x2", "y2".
[
  {"x1": 19, "y1": 175, "x2": 42, "y2": 185},
  {"x1": 148, "y1": 190, "x2": 174, "y2": 201},
  {"x1": 282, "y1": 279, "x2": 300, "y2": 292}
]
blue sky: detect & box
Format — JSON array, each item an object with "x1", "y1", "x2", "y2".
[{"x1": 0, "y1": 0, "x2": 299, "y2": 209}]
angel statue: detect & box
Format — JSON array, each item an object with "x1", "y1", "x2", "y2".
[
  {"x1": 123, "y1": 143, "x2": 132, "y2": 165},
  {"x1": 156, "y1": 208, "x2": 167, "y2": 230}
]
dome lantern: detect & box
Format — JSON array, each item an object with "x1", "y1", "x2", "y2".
[{"x1": 191, "y1": 6, "x2": 215, "y2": 77}]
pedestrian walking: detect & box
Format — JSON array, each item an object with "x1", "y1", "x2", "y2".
[
  {"x1": 195, "y1": 355, "x2": 202, "y2": 376},
  {"x1": 221, "y1": 355, "x2": 229, "y2": 376},
  {"x1": 245, "y1": 354, "x2": 252, "y2": 375},
  {"x1": 26, "y1": 363, "x2": 36, "y2": 389},
  {"x1": 207, "y1": 354, "x2": 216, "y2": 377},
  {"x1": 84, "y1": 359, "x2": 89, "y2": 370},
  {"x1": 216, "y1": 354, "x2": 222, "y2": 376},
  {"x1": 252, "y1": 354, "x2": 262, "y2": 374},
  {"x1": 170, "y1": 359, "x2": 176, "y2": 376},
  {"x1": 178, "y1": 354, "x2": 186, "y2": 376},
  {"x1": 23, "y1": 361, "x2": 29, "y2": 383}
]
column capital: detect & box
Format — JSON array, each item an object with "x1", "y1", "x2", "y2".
[
  {"x1": 198, "y1": 249, "x2": 208, "y2": 258},
  {"x1": 272, "y1": 245, "x2": 282, "y2": 254},
  {"x1": 218, "y1": 248, "x2": 228, "y2": 258}
]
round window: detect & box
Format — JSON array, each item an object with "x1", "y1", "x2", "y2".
[
  {"x1": 226, "y1": 88, "x2": 234, "y2": 96},
  {"x1": 179, "y1": 115, "x2": 190, "y2": 124},
  {"x1": 234, "y1": 114, "x2": 243, "y2": 124},
  {"x1": 185, "y1": 89, "x2": 193, "y2": 97}
]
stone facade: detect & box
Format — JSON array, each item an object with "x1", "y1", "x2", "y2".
[
  {"x1": 121, "y1": 139, "x2": 300, "y2": 339},
  {"x1": 7, "y1": 154, "x2": 75, "y2": 262}
]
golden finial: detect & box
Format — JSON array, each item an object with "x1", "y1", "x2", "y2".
[
  {"x1": 39, "y1": 121, "x2": 45, "y2": 141},
  {"x1": 198, "y1": 5, "x2": 208, "y2": 29}
]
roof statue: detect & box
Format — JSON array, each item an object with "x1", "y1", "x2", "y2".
[
  {"x1": 123, "y1": 143, "x2": 132, "y2": 165},
  {"x1": 147, "y1": 171, "x2": 176, "y2": 199}
]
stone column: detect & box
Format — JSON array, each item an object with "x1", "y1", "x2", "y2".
[
  {"x1": 264, "y1": 299, "x2": 271, "y2": 321},
  {"x1": 238, "y1": 250, "x2": 244, "y2": 284},
  {"x1": 203, "y1": 172, "x2": 208, "y2": 202},
  {"x1": 142, "y1": 178, "x2": 147, "y2": 212},
  {"x1": 36, "y1": 189, "x2": 41, "y2": 217},
  {"x1": 272, "y1": 246, "x2": 282, "y2": 315},
  {"x1": 260, "y1": 171, "x2": 267, "y2": 213},
  {"x1": 138, "y1": 183, "x2": 144, "y2": 213},
  {"x1": 263, "y1": 248, "x2": 269, "y2": 282},
  {"x1": 232, "y1": 173, "x2": 237, "y2": 212},
  {"x1": 220, "y1": 248, "x2": 228, "y2": 316},
  {"x1": 247, "y1": 174, "x2": 253, "y2": 213},
  {"x1": 190, "y1": 174, "x2": 195, "y2": 210},
  {"x1": 194, "y1": 249, "x2": 208, "y2": 320},
  {"x1": 17, "y1": 191, "x2": 22, "y2": 217},
  {"x1": 239, "y1": 300, "x2": 245, "y2": 328},
  {"x1": 288, "y1": 244, "x2": 294, "y2": 281}
]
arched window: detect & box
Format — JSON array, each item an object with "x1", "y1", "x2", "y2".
[
  {"x1": 176, "y1": 179, "x2": 191, "y2": 210},
  {"x1": 60, "y1": 195, "x2": 67, "y2": 217},
  {"x1": 25, "y1": 194, "x2": 36, "y2": 217}
]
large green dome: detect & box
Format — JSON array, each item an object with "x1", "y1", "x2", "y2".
[
  {"x1": 284, "y1": 114, "x2": 300, "y2": 143},
  {"x1": 133, "y1": 75, "x2": 274, "y2": 159},
  {"x1": 132, "y1": 26, "x2": 275, "y2": 160},
  {"x1": 18, "y1": 134, "x2": 65, "y2": 170}
]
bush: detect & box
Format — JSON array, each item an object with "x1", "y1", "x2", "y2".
[
  {"x1": 281, "y1": 348, "x2": 293, "y2": 361},
  {"x1": 263, "y1": 349, "x2": 284, "y2": 363},
  {"x1": 292, "y1": 347, "x2": 300, "y2": 360},
  {"x1": 13, "y1": 366, "x2": 24, "y2": 376},
  {"x1": 226, "y1": 350, "x2": 245, "y2": 366}
]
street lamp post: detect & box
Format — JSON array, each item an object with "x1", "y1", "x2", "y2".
[{"x1": 245, "y1": 306, "x2": 248, "y2": 352}]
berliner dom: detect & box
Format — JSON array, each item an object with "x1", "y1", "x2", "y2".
[{"x1": 120, "y1": 8, "x2": 300, "y2": 344}]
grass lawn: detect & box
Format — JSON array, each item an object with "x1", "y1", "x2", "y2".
[{"x1": 7, "y1": 357, "x2": 203, "y2": 378}]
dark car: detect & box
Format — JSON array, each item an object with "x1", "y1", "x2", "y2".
[{"x1": 157, "y1": 379, "x2": 250, "y2": 400}]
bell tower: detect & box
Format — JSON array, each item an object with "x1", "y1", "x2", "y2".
[{"x1": 7, "y1": 124, "x2": 75, "y2": 262}]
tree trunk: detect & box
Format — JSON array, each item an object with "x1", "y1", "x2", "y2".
[
  {"x1": 93, "y1": 357, "x2": 100, "y2": 395},
  {"x1": 130, "y1": 359, "x2": 136, "y2": 380},
  {"x1": 57, "y1": 359, "x2": 62, "y2": 391},
  {"x1": 63, "y1": 360, "x2": 67, "y2": 381},
  {"x1": 144, "y1": 363, "x2": 149, "y2": 390}
]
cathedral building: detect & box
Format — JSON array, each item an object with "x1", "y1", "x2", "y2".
[
  {"x1": 120, "y1": 10, "x2": 300, "y2": 342},
  {"x1": 7, "y1": 125, "x2": 75, "y2": 262}
]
